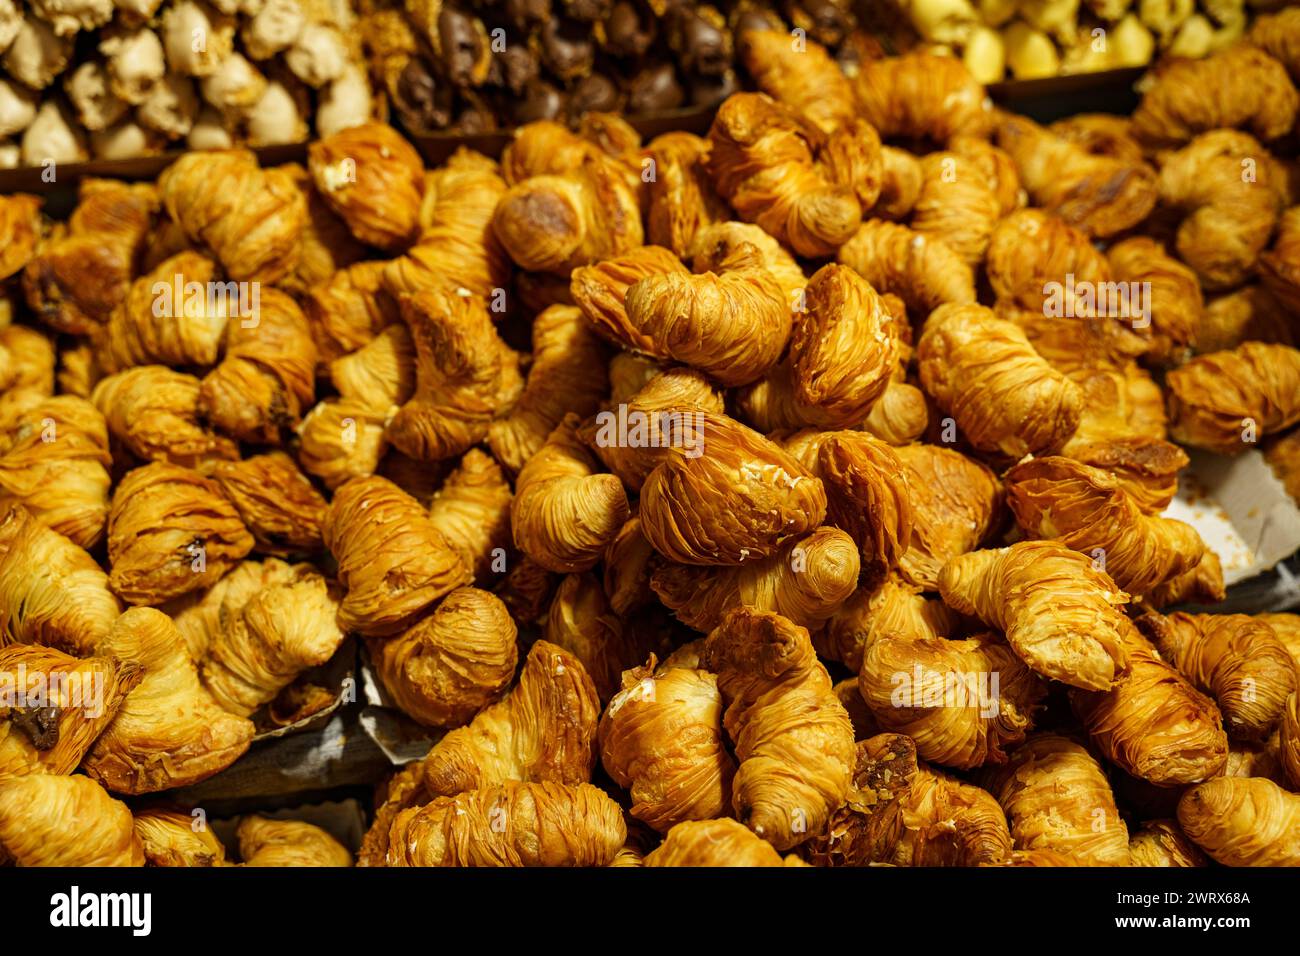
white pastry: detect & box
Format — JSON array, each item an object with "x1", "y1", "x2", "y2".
[
  {"x1": 0, "y1": 78, "x2": 38, "y2": 137},
  {"x1": 21, "y1": 99, "x2": 88, "y2": 166},
  {"x1": 2, "y1": 16, "x2": 74, "y2": 90},
  {"x1": 65, "y1": 60, "x2": 129, "y2": 131}
]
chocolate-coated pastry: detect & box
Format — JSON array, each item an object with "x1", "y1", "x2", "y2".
[
  {"x1": 514, "y1": 78, "x2": 568, "y2": 123},
  {"x1": 627, "y1": 63, "x2": 684, "y2": 114},
  {"x1": 689, "y1": 69, "x2": 737, "y2": 107},
  {"x1": 537, "y1": 18, "x2": 595, "y2": 81},
  {"x1": 667, "y1": 6, "x2": 731, "y2": 77},
  {"x1": 394, "y1": 58, "x2": 453, "y2": 131},
  {"x1": 599, "y1": 0, "x2": 655, "y2": 58},
  {"x1": 450, "y1": 91, "x2": 498, "y2": 133},
  {"x1": 563, "y1": 0, "x2": 611, "y2": 21},
  {"x1": 569, "y1": 73, "x2": 621, "y2": 119},
  {"x1": 438, "y1": 6, "x2": 492, "y2": 88},
  {"x1": 493, "y1": 40, "x2": 539, "y2": 94},
  {"x1": 504, "y1": 0, "x2": 551, "y2": 30},
  {"x1": 785, "y1": 0, "x2": 854, "y2": 47}
]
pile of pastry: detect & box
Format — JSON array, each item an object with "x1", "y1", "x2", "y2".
[
  {"x1": 3, "y1": 19, "x2": 1300, "y2": 868},
  {"x1": 888, "y1": 0, "x2": 1286, "y2": 82},
  {"x1": 0, "y1": 0, "x2": 374, "y2": 168},
  {"x1": 357, "y1": 0, "x2": 871, "y2": 134}
]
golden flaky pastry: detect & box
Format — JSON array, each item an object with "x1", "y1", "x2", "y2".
[
  {"x1": 323, "y1": 475, "x2": 472, "y2": 636},
  {"x1": 99, "y1": 251, "x2": 228, "y2": 372},
  {"x1": 644, "y1": 818, "x2": 793, "y2": 867},
  {"x1": 1128, "y1": 819, "x2": 1210, "y2": 868},
  {"x1": 638, "y1": 412, "x2": 826, "y2": 566},
  {"x1": 1050, "y1": 113, "x2": 1146, "y2": 164},
  {"x1": 389, "y1": 148, "x2": 509, "y2": 300},
  {"x1": 1166, "y1": 342, "x2": 1300, "y2": 454},
  {"x1": 1072, "y1": 616, "x2": 1229, "y2": 786},
  {"x1": 1107, "y1": 236, "x2": 1203, "y2": 365},
  {"x1": 284, "y1": 165, "x2": 368, "y2": 295},
  {"x1": 643, "y1": 132, "x2": 729, "y2": 258},
  {"x1": 83, "y1": 607, "x2": 255, "y2": 794},
  {"x1": 238, "y1": 816, "x2": 353, "y2": 867},
  {"x1": 0, "y1": 325, "x2": 57, "y2": 395},
  {"x1": 602, "y1": 514, "x2": 657, "y2": 616},
  {"x1": 996, "y1": 113, "x2": 1156, "y2": 237},
  {"x1": 651, "y1": 525, "x2": 860, "y2": 634},
  {"x1": 939, "y1": 541, "x2": 1130, "y2": 691},
  {"x1": 739, "y1": 28, "x2": 856, "y2": 135},
  {"x1": 1282, "y1": 690, "x2": 1300, "y2": 791},
  {"x1": 133, "y1": 809, "x2": 229, "y2": 866},
  {"x1": 890, "y1": 764, "x2": 1011, "y2": 867},
  {"x1": 620, "y1": 244, "x2": 791, "y2": 387},
  {"x1": 951, "y1": 135, "x2": 1023, "y2": 216},
  {"x1": 357, "y1": 760, "x2": 426, "y2": 866},
  {"x1": 892, "y1": 443, "x2": 1002, "y2": 591},
  {"x1": 0, "y1": 502, "x2": 121, "y2": 655},
  {"x1": 797, "y1": 734, "x2": 919, "y2": 867},
  {"x1": 985, "y1": 208, "x2": 1111, "y2": 313},
  {"x1": 789, "y1": 430, "x2": 912, "y2": 583},
  {"x1": 492, "y1": 153, "x2": 643, "y2": 275},
  {"x1": 1177, "y1": 777, "x2": 1300, "y2": 866},
  {"x1": 1132, "y1": 44, "x2": 1298, "y2": 147},
  {"x1": 0, "y1": 774, "x2": 143, "y2": 867},
  {"x1": 705, "y1": 92, "x2": 868, "y2": 258},
  {"x1": 909, "y1": 151, "x2": 1001, "y2": 266},
  {"x1": 860, "y1": 630, "x2": 1047, "y2": 771},
  {"x1": 385, "y1": 781, "x2": 625, "y2": 867},
  {"x1": 542, "y1": 572, "x2": 665, "y2": 703},
  {"x1": 0, "y1": 193, "x2": 43, "y2": 282},
  {"x1": 746, "y1": 263, "x2": 898, "y2": 429},
  {"x1": 571, "y1": 245, "x2": 689, "y2": 356},
  {"x1": 584, "y1": 368, "x2": 725, "y2": 490},
  {"x1": 819, "y1": 574, "x2": 954, "y2": 673},
  {"x1": 106, "y1": 462, "x2": 254, "y2": 605},
  {"x1": 0, "y1": 391, "x2": 112, "y2": 549},
  {"x1": 487, "y1": 305, "x2": 608, "y2": 473},
  {"x1": 210, "y1": 452, "x2": 327, "y2": 557},
  {"x1": 199, "y1": 288, "x2": 318, "y2": 444},
  {"x1": 0, "y1": 644, "x2": 140, "y2": 776},
  {"x1": 688, "y1": 220, "x2": 808, "y2": 308},
  {"x1": 329, "y1": 323, "x2": 416, "y2": 411},
  {"x1": 512, "y1": 414, "x2": 630, "y2": 573},
  {"x1": 295, "y1": 398, "x2": 388, "y2": 490},
  {"x1": 918, "y1": 303, "x2": 1083, "y2": 459},
  {"x1": 1150, "y1": 612, "x2": 1296, "y2": 742},
  {"x1": 370, "y1": 586, "x2": 517, "y2": 728},
  {"x1": 979, "y1": 735, "x2": 1131, "y2": 866},
  {"x1": 199, "y1": 561, "x2": 346, "y2": 717},
  {"x1": 158, "y1": 150, "x2": 304, "y2": 283},
  {"x1": 851, "y1": 52, "x2": 994, "y2": 146},
  {"x1": 1148, "y1": 550, "x2": 1228, "y2": 609},
  {"x1": 1156, "y1": 130, "x2": 1289, "y2": 291},
  {"x1": 308, "y1": 122, "x2": 425, "y2": 251},
  {"x1": 837, "y1": 217, "x2": 977, "y2": 314},
  {"x1": 420, "y1": 639, "x2": 599, "y2": 797},
  {"x1": 702, "y1": 607, "x2": 855, "y2": 850},
  {"x1": 23, "y1": 179, "x2": 156, "y2": 335},
  {"x1": 304, "y1": 260, "x2": 400, "y2": 365},
  {"x1": 1005, "y1": 456, "x2": 1208, "y2": 596},
  {"x1": 1260, "y1": 206, "x2": 1300, "y2": 316},
  {"x1": 599, "y1": 656, "x2": 737, "y2": 832},
  {"x1": 169, "y1": 557, "x2": 296, "y2": 663},
  {"x1": 386, "y1": 287, "x2": 522, "y2": 461},
  {"x1": 92, "y1": 365, "x2": 239, "y2": 467},
  {"x1": 426, "y1": 448, "x2": 513, "y2": 583}
]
